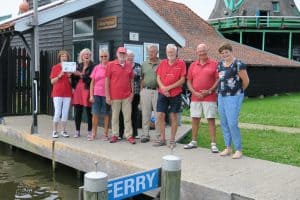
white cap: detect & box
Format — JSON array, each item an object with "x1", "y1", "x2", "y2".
[
  {"x1": 162, "y1": 155, "x2": 181, "y2": 171},
  {"x1": 84, "y1": 171, "x2": 108, "y2": 192}
]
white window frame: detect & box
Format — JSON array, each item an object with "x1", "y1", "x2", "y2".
[
  {"x1": 124, "y1": 43, "x2": 144, "y2": 64},
  {"x1": 72, "y1": 39, "x2": 94, "y2": 62},
  {"x1": 73, "y1": 16, "x2": 94, "y2": 37}
]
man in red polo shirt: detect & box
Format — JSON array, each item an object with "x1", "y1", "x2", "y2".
[
  {"x1": 105, "y1": 47, "x2": 136, "y2": 144},
  {"x1": 183, "y1": 43, "x2": 219, "y2": 153},
  {"x1": 154, "y1": 44, "x2": 186, "y2": 149}
]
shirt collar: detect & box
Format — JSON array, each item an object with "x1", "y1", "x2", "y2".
[{"x1": 196, "y1": 58, "x2": 211, "y2": 67}]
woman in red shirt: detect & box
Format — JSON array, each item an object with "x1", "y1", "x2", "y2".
[
  {"x1": 50, "y1": 50, "x2": 72, "y2": 138},
  {"x1": 71, "y1": 48, "x2": 94, "y2": 138}
]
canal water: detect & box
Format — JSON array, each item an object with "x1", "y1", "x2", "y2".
[
  {"x1": 0, "y1": 141, "x2": 154, "y2": 200},
  {"x1": 0, "y1": 141, "x2": 81, "y2": 199}
]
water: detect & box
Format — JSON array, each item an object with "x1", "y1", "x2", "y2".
[
  {"x1": 0, "y1": 142, "x2": 154, "y2": 200},
  {"x1": 0, "y1": 142, "x2": 81, "y2": 200}
]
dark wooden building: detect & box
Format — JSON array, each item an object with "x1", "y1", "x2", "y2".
[
  {"x1": 6, "y1": 0, "x2": 185, "y2": 64},
  {"x1": 1, "y1": 0, "x2": 300, "y2": 98}
]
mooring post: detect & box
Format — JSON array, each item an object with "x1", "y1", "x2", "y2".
[
  {"x1": 83, "y1": 162, "x2": 107, "y2": 200},
  {"x1": 160, "y1": 155, "x2": 182, "y2": 200}
]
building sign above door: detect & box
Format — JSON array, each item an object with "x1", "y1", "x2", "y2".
[{"x1": 97, "y1": 16, "x2": 117, "y2": 30}]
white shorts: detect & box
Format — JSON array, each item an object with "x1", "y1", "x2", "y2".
[{"x1": 190, "y1": 102, "x2": 217, "y2": 119}]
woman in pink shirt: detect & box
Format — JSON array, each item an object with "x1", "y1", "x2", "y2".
[{"x1": 89, "y1": 49, "x2": 111, "y2": 140}]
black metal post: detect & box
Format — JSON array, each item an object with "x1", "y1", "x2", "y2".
[{"x1": 31, "y1": 0, "x2": 39, "y2": 134}]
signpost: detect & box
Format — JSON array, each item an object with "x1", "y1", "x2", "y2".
[
  {"x1": 79, "y1": 156, "x2": 181, "y2": 200},
  {"x1": 107, "y1": 168, "x2": 160, "y2": 200}
]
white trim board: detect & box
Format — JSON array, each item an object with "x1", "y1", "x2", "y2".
[{"x1": 130, "y1": 0, "x2": 186, "y2": 47}]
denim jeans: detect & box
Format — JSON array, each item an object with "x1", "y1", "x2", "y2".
[{"x1": 218, "y1": 93, "x2": 244, "y2": 151}]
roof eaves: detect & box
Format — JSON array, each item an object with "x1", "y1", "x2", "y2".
[
  {"x1": 1, "y1": 0, "x2": 105, "y2": 33},
  {"x1": 131, "y1": 0, "x2": 186, "y2": 47}
]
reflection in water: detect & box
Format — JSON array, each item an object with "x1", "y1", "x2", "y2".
[{"x1": 0, "y1": 142, "x2": 81, "y2": 200}]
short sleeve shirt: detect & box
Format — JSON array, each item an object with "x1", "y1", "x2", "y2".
[
  {"x1": 217, "y1": 59, "x2": 247, "y2": 96},
  {"x1": 141, "y1": 59, "x2": 160, "y2": 89},
  {"x1": 50, "y1": 63, "x2": 72, "y2": 98},
  {"x1": 105, "y1": 60, "x2": 133, "y2": 100},
  {"x1": 187, "y1": 59, "x2": 218, "y2": 102},
  {"x1": 90, "y1": 64, "x2": 106, "y2": 97},
  {"x1": 156, "y1": 58, "x2": 187, "y2": 97}
]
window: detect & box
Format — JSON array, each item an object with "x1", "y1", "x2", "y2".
[
  {"x1": 124, "y1": 44, "x2": 144, "y2": 64},
  {"x1": 73, "y1": 39, "x2": 94, "y2": 62},
  {"x1": 272, "y1": 2, "x2": 280, "y2": 12},
  {"x1": 73, "y1": 17, "x2": 94, "y2": 37}
]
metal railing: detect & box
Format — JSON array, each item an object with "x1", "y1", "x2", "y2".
[{"x1": 208, "y1": 16, "x2": 300, "y2": 29}]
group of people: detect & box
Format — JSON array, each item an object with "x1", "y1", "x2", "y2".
[{"x1": 50, "y1": 42, "x2": 249, "y2": 159}]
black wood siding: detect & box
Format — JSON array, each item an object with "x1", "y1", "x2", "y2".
[
  {"x1": 123, "y1": 0, "x2": 178, "y2": 59},
  {"x1": 246, "y1": 66, "x2": 300, "y2": 97},
  {"x1": 10, "y1": 18, "x2": 63, "y2": 51}
]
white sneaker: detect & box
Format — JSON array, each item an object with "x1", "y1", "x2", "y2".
[
  {"x1": 60, "y1": 131, "x2": 69, "y2": 138},
  {"x1": 52, "y1": 131, "x2": 59, "y2": 138},
  {"x1": 183, "y1": 141, "x2": 197, "y2": 149},
  {"x1": 211, "y1": 143, "x2": 219, "y2": 153}
]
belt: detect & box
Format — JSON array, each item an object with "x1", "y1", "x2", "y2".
[{"x1": 144, "y1": 86, "x2": 157, "y2": 90}]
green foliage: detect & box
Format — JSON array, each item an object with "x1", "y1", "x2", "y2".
[{"x1": 181, "y1": 124, "x2": 300, "y2": 167}]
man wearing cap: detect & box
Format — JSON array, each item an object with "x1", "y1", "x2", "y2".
[
  {"x1": 105, "y1": 47, "x2": 136, "y2": 144},
  {"x1": 140, "y1": 44, "x2": 160, "y2": 143}
]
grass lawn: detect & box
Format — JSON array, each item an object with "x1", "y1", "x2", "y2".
[
  {"x1": 180, "y1": 123, "x2": 300, "y2": 167},
  {"x1": 182, "y1": 92, "x2": 300, "y2": 128},
  {"x1": 240, "y1": 93, "x2": 300, "y2": 128}
]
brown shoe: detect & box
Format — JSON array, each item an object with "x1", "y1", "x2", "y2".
[{"x1": 232, "y1": 151, "x2": 243, "y2": 159}]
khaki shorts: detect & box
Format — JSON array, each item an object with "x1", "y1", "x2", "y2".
[{"x1": 190, "y1": 101, "x2": 217, "y2": 119}]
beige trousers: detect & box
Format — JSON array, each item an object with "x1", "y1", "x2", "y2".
[
  {"x1": 140, "y1": 88, "x2": 158, "y2": 137},
  {"x1": 111, "y1": 98, "x2": 132, "y2": 138}
]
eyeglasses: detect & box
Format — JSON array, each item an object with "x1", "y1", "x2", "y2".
[{"x1": 100, "y1": 55, "x2": 108, "y2": 58}]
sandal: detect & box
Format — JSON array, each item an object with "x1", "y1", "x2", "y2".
[
  {"x1": 102, "y1": 134, "x2": 109, "y2": 141},
  {"x1": 153, "y1": 139, "x2": 166, "y2": 147},
  {"x1": 88, "y1": 133, "x2": 96, "y2": 141},
  {"x1": 169, "y1": 140, "x2": 176, "y2": 149}
]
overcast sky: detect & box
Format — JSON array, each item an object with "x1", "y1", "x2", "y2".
[{"x1": 1, "y1": 0, "x2": 300, "y2": 20}]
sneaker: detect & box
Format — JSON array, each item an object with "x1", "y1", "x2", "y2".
[
  {"x1": 52, "y1": 131, "x2": 59, "y2": 138},
  {"x1": 232, "y1": 151, "x2": 243, "y2": 159},
  {"x1": 183, "y1": 141, "x2": 197, "y2": 149},
  {"x1": 110, "y1": 136, "x2": 118, "y2": 143},
  {"x1": 127, "y1": 136, "x2": 136, "y2": 144},
  {"x1": 60, "y1": 131, "x2": 69, "y2": 138},
  {"x1": 211, "y1": 143, "x2": 219, "y2": 153},
  {"x1": 153, "y1": 139, "x2": 166, "y2": 147},
  {"x1": 141, "y1": 136, "x2": 150, "y2": 143},
  {"x1": 135, "y1": 135, "x2": 140, "y2": 139},
  {"x1": 74, "y1": 131, "x2": 80, "y2": 138},
  {"x1": 118, "y1": 136, "x2": 123, "y2": 140},
  {"x1": 220, "y1": 148, "x2": 232, "y2": 156}
]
